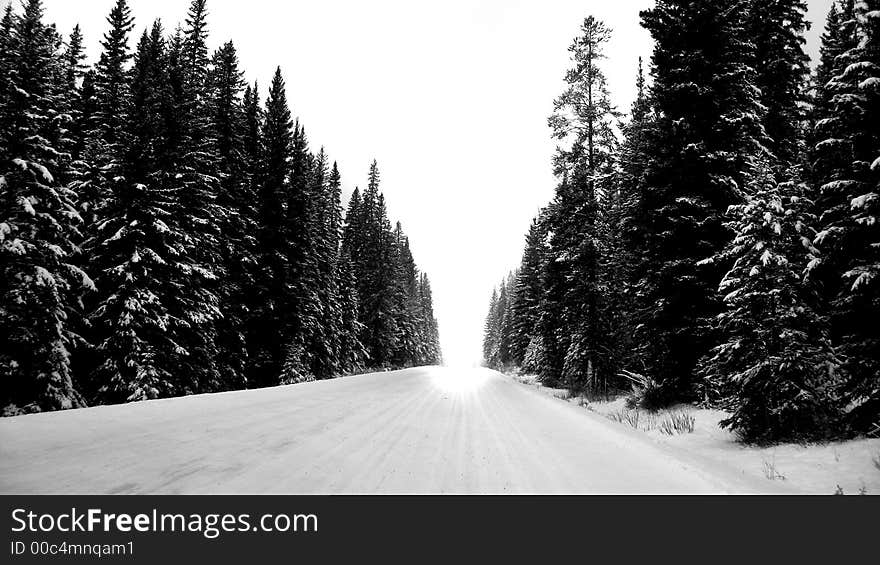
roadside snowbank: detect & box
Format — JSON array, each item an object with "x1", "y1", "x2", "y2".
[{"x1": 510, "y1": 373, "x2": 880, "y2": 495}]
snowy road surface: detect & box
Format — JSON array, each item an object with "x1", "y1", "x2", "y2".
[{"x1": 0, "y1": 367, "x2": 777, "y2": 494}]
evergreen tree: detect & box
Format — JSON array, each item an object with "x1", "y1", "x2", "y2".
[
  {"x1": 354, "y1": 162, "x2": 401, "y2": 368},
  {"x1": 0, "y1": 0, "x2": 442, "y2": 413},
  {"x1": 507, "y1": 217, "x2": 547, "y2": 366},
  {"x1": 337, "y1": 248, "x2": 367, "y2": 373},
  {"x1": 603, "y1": 58, "x2": 653, "y2": 377},
  {"x1": 545, "y1": 16, "x2": 619, "y2": 392},
  {"x1": 250, "y1": 67, "x2": 292, "y2": 387},
  {"x1": 811, "y1": 0, "x2": 880, "y2": 432},
  {"x1": 88, "y1": 21, "x2": 192, "y2": 403},
  {"x1": 164, "y1": 0, "x2": 226, "y2": 394},
  {"x1": 59, "y1": 25, "x2": 87, "y2": 172},
  {"x1": 417, "y1": 272, "x2": 441, "y2": 365},
  {"x1": 748, "y1": 0, "x2": 811, "y2": 169},
  {"x1": 634, "y1": 0, "x2": 767, "y2": 401},
  {"x1": 699, "y1": 161, "x2": 839, "y2": 442},
  {"x1": 280, "y1": 123, "x2": 320, "y2": 382},
  {"x1": 209, "y1": 39, "x2": 251, "y2": 390},
  {"x1": 0, "y1": 0, "x2": 91, "y2": 414},
  {"x1": 482, "y1": 288, "x2": 501, "y2": 368},
  {"x1": 76, "y1": 0, "x2": 133, "y2": 230}
]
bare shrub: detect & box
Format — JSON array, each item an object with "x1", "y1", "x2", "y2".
[
  {"x1": 608, "y1": 409, "x2": 640, "y2": 430},
  {"x1": 658, "y1": 411, "x2": 696, "y2": 435}
]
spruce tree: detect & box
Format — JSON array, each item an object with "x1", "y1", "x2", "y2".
[
  {"x1": 76, "y1": 0, "x2": 134, "y2": 230},
  {"x1": 811, "y1": 0, "x2": 880, "y2": 432},
  {"x1": 88, "y1": 21, "x2": 190, "y2": 403},
  {"x1": 699, "y1": 161, "x2": 839, "y2": 442},
  {"x1": 507, "y1": 217, "x2": 547, "y2": 366},
  {"x1": 482, "y1": 288, "x2": 500, "y2": 368},
  {"x1": 417, "y1": 273, "x2": 441, "y2": 365},
  {"x1": 635, "y1": 0, "x2": 767, "y2": 401},
  {"x1": 0, "y1": 0, "x2": 90, "y2": 414},
  {"x1": 337, "y1": 248, "x2": 367, "y2": 373},
  {"x1": 164, "y1": 0, "x2": 225, "y2": 394},
  {"x1": 748, "y1": 0, "x2": 811, "y2": 169},
  {"x1": 546, "y1": 16, "x2": 619, "y2": 393},
  {"x1": 250, "y1": 67, "x2": 292, "y2": 387},
  {"x1": 209, "y1": 40, "x2": 251, "y2": 390}
]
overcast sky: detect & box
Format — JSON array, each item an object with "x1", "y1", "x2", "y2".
[{"x1": 41, "y1": 0, "x2": 833, "y2": 366}]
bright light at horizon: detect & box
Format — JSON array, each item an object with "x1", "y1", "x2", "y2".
[{"x1": 430, "y1": 367, "x2": 490, "y2": 395}]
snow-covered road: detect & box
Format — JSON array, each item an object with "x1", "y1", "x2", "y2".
[{"x1": 0, "y1": 367, "x2": 778, "y2": 493}]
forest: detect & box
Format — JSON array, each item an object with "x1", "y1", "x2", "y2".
[
  {"x1": 483, "y1": 0, "x2": 879, "y2": 443},
  {"x1": 0, "y1": 0, "x2": 441, "y2": 416}
]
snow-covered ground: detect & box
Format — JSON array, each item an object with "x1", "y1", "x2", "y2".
[
  {"x1": 0, "y1": 367, "x2": 880, "y2": 493},
  {"x1": 1, "y1": 367, "x2": 864, "y2": 494},
  {"x1": 512, "y1": 374, "x2": 880, "y2": 495}
]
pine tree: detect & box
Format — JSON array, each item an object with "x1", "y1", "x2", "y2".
[
  {"x1": 76, "y1": 0, "x2": 134, "y2": 231},
  {"x1": 0, "y1": 0, "x2": 91, "y2": 414},
  {"x1": 544, "y1": 16, "x2": 619, "y2": 392},
  {"x1": 634, "y1": 0, "x2": 767, "y2": 401},
  {"x1": 507, "y1": 217, "x2": 547, "y2": 366},
  {"x1": 337, "y1": 247, "x2": 367, "y2": 373},
  {"x1": 58, "y1": 25, "x2": 87, "y2": 170},
  {"x1": 163, "y1": 0, "x2": 226, "y2": 394},
  {"x1": 390, "y1": 222, "x2": 419, "y2": 368},
  {"x1": 482, "y1": 288, "x2": 501, "y2": 368},
  {"x1": 0, "y1": 0, "x2": 442, "y2": 412},
  {"x1": 0, "y1": 4, "x2": 14, "y2": 92},
  {"x1": 280, "y1": 122, "x2": 320, "y2": 382},
  {"x1": 87, "y1": 21, "x2": 190, "y2": 403},
  {"x1": 699, "y1": 161, "x2": 839, "y2": 442},
  {"x1": 353, "y1": 162, "x2": 401, "y2": 369},
  {"x1": 417, "y1": 272, "x2": 441, "y2": 365},
  {"x1": 811, "y1": 0, "x2": 880, "y2": 432},
  {"x1": 603, "y1": 58, "x2": 653, "y2": 378},
  {"x1": 209, "y1": 39, "x2": 251, "y2": 390},
  {"x1": 250, "y1": 67, "x2": 292, "y2": 387},
  {"x1": 748, "y1": 0, "x2": 811, "y2": 169}
]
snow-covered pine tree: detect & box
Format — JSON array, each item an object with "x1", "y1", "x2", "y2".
[
  {"x1": 75, "y1": 0, "x2": 133, "y2": 234},
  {"x1": 507, "y1": 216, "x2": 548, "y2": 367},
  {"x1": 88, "y1": 21, "x2": 192, "y2": 403},
  {"x1": 352, "y1": 163, "x2": 401, "y2": 369},
  {"x1": 389, "y1": 222, "x2": 420, "y2": 368},
  {"x1": 208, "y1": 39, "x2": 251, "y2": 390},
  {"x1": 342, "y1": 186, "x2": 362, "y2": 258},
  {"x1": 546, "y1": 15, "x2": 620, "y2": 394},
  {"x1": 603, "y1": 58, "x2": 653, "y2": 379},
  {"x1": 163, "y1": 0, "x2": 225, "y2": 394},
  {"x1": 250, "y1": 67, "x2": 292, "y2": 387},
  {"x1": 482, "y1": 287, "x2": 500, "y2": 368},
  {"x1": 241, "y1": 81, "x2": 263, "y2": 184},
  {"x1": 498, "y1": 272, "x2": 518, "y2": 370},
  {"x1": 58, "y1": 24, "x2": 87, "y2": 177},
  {"x1": 299, "y1": 148, "x2": 337, "y2": 380},
  {"x1": 312, "y1": 159, "x2": 344, "y2": 378},
  {"x1": 536, "y1": 198, "x2": 566, "y2": 386},
  {"x1": 634, "y1": 0, "x2": 767, "y2": 402},
  {"x1": 748, "y1": 0, "x2": 811, "y2": 170},
  {"x1": 417, "y1": 272, "x2": 441, "y2": 365},
  {"x1": 280, "y1": 123, "x2": 320, "y2": 382},
  {"x1": 0, "y1": 0, "x2": 91, "y2": 414},
  {"x1": 699, "y1": 160, "x2": 839, "y2": 443},
  {"x1": 811, "y1": 0, "x2": 880, "y2": 433},
  {"x1": 0, "y1": 4, "x2": 14, "y2": 91},
  {"x1": 337, "y1": 247, "x2": 367, "y2": 374}
]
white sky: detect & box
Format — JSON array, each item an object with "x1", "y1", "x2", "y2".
[{"x1": 42, "y1": 0, "x2": 832, "y2": 367}]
